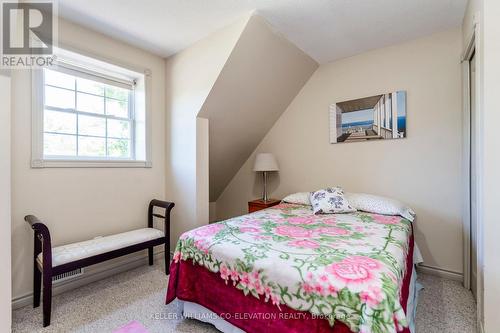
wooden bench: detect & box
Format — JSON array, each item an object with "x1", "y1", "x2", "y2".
[{"x1": 25, "y1": 199, "x2": 175, "y2": 327}]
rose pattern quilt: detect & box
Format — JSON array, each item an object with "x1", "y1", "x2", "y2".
[{"x1": 173, "y1": 203, "x2": 413, "y2": 333}]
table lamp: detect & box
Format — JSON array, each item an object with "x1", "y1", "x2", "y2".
[{"x1": 253, "y1": 153, "x2": 279, "y2": 202}]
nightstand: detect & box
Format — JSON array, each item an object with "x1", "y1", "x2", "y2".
[{"x1": 248, "y1": 199, "x2": 280, "y2": 213}]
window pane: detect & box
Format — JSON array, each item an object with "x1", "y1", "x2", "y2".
[
  {"x1": 105, "y1": 86, "x2": 129, "y2": 101},
  {"x1": 78, "y1": 114, "x2": 106, "y2": 137},
  {"x1": 107, "y1": 119, "x2": 130, "y2": 139},
  {"x1": 40, "y1": 62, "x2": 142, "y2": 162},
  {"x1": 77, "y1": 78, "x2": 104, "y2": 96},
  {"x1": 78, "y1": 136, "x2": 106, "y2": 157},
  {"x1": 106, "y1": 98, "x2": 128, "y2": 118},
  {"x1": 108, "y1": 139, "x2": 130, "y2": 158},
  {"x1": 44, "y1": 110, "x2": 76, "y2": 134},
  {"x1": 45, "y1": 86, "x2": 75, "y2": 109},
  {"x1": 44, "y1": 133, "x2": 76, "y2": 156},
  {"x1": 44, "y1": 69, "x2": 75, "y2": 90},
  {"x1": 77, "y1": 92, "x2": 104, "y2": 114}
]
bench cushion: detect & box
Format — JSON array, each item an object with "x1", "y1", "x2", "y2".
[{"x1": 37, "y1": 228, "x2": 164, "y2": 267}]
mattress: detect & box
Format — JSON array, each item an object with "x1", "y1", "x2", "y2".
[{"x1": 167, "y1": 203, "x2": 416, "y2": 333}]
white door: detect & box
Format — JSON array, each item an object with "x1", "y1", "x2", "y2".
[
  {"x1": 469, "y1": 52, "x2": 477, "y2": 300},
  {"x1": 0, "y1": 73, "x2": 12, "y2": 332}
]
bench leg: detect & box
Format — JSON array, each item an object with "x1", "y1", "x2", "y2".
[
  {"x1": 148, "y1": 247, "x2": 154, "y2": 266},
  {"x1": 33, "y1": 265, "x2": 41, "y2": 308},
  {"x1": 42, "y1": 271, "x2": 52, "y2": 327},
  {"x1": 164, "y1": 242, "x2": 170, "y2": 276}
]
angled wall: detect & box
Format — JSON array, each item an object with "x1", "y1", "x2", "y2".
[
  {"x1": 199, "y1": 15, "x2": 318, "y2": 201},
  {"x1": 165, "y1": 15, "x2": 250, "y2": 247},
  {"x1": 216, "y1": 28, "x2": 464, "y2": 276}
]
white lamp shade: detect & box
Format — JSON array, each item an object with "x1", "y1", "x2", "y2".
[{"x1": 253, "y1": 153, "x2": 279, "y2": 172}]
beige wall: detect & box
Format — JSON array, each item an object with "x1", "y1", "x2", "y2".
[
  {"x1": 11, "y1": 18, "x2": 167, "y2": 300},
  {"x1": 481, "y1": 1, "x2": 500, "y2": 331},
  {"x1": 463, "y1": 0, "x2": 500, "y2": 333},
  {"x1": 463, "y1": 1, "x2": 500, "y2": 330},
  {"x1": 1, "y1": 73, "x2": 12, "y2": 332},
  {"x1": 209, "y1": 202, "x2": 217, "y2": 223},
  {"x1": 196, "y1": 118, "x2": 209, "y2": 227},
  {"x1": 165, "y1": 16, "x2": 249, "y2": 249},
  {"x1": 217, "y1": 28, "x2": 464, "y2": 275}
]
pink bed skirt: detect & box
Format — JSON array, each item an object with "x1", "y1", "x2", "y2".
[{"x1": 166, "y1": 233, "x2": 414, "y2": 333}]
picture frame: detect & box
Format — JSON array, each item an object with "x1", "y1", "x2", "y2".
[{"x1": 330, "y1": 91, "x2": 407, "y2": 144}]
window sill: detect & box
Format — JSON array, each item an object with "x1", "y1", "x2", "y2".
[{"x1": 31, "y1": 159, "x2": 152, "y2": 169}]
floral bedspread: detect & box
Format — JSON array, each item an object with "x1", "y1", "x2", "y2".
[{"x1": 173, "y1": 203, "x2": 413, "y2": 333}]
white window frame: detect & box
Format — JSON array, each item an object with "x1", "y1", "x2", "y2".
[{"x1": 31, "y1": 47, "x2": 152, "y2": 168}]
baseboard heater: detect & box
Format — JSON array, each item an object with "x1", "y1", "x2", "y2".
[{"x1": 52, "y1": 268, "x2": 84, "y2": 283}]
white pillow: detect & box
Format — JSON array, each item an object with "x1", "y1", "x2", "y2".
[
  {"x1": 310, "y1": 187, "x2": 356, "y2": 214},
  {"x1": 345, "y1": 192, "x2": 416, "y2": 222},
  {"x1": 282, "y1": 192, "x2": 311, "y2": 206}
]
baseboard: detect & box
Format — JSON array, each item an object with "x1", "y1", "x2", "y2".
[
  {"x1": 416, "y1": 264, "x2": 463, "y2": 282},
  {"x1": 478, "y1": 319, "x2": 484, "y2": 333},
  {"x1": 11, "y1": 250, "x2": 172, "y2": 310},
  {"x1": 11, "y1": 254, "x2": 464, "y2": 309}
]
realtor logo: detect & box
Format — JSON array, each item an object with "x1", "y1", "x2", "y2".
[{"x1": 1, "y1": 0, "x2": 57, "y2": 68}]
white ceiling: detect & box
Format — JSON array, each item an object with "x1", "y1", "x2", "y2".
[{"x1": 59, "y1": 0, "x2": 467, "y2": 64}]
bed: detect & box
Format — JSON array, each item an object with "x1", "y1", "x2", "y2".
[{"x1": 166, "y1": 202, "x2": 419, "y2": 333}]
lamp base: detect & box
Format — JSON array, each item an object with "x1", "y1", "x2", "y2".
[{"x1": 262, "y1": 171, "x2": 268, "y2": 202}]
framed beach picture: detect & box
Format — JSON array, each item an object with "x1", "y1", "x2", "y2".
[{"x1": 329, "y1": 91, "x2": 407, "y2": 144}]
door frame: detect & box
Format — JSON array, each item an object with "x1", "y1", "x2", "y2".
[
  {"x1": 461, "y1": 18, "x2": 483, "y2": 304},
  {"x1": 461, "y1": 25, "x2": 474, "y2": 291}
]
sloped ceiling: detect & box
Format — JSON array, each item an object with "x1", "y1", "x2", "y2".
[{"x1": 198, "y1": 15, "x2": 318, "y2": 201}]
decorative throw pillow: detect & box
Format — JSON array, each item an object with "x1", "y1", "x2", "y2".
[
  {"x1": 282, "y1": 192, "x2": 311, "y2": 206},
  {"x1": 344, "y1": 192, "x2": 416, "y2": 222},
  {"x1": 310, "y1": 187, "x2": 356, "y2": 214}
]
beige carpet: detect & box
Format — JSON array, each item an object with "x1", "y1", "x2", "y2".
[{"x1": 12, "y1": 265, "x2": 476, "y2": 333}]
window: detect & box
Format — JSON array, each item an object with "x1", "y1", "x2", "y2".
[{"x1": 32, "y1": 48, "x2": 151, "y2": 168}]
